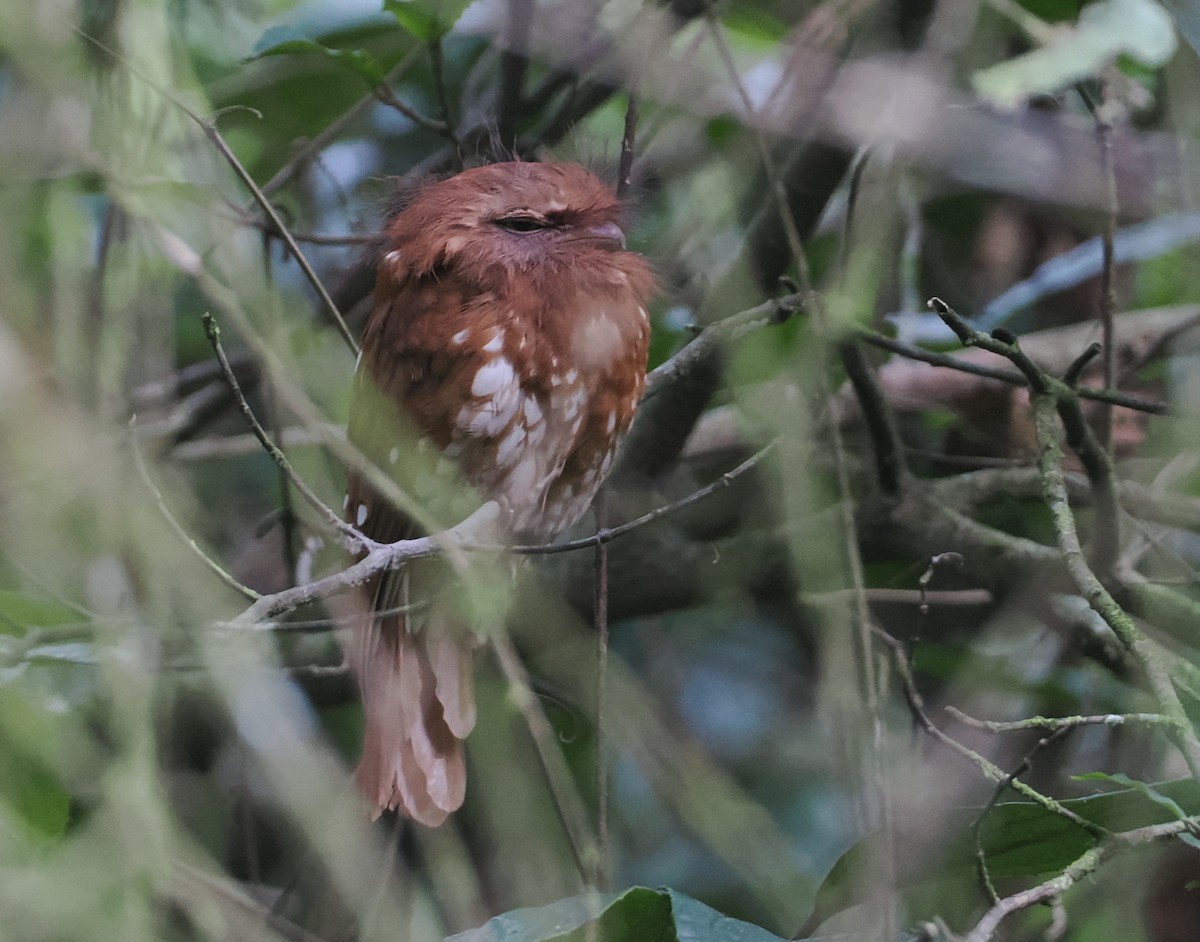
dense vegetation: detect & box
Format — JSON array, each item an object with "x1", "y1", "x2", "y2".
[{"x1": 5, "y1": 1, "x2": 1200, "y2": 940}]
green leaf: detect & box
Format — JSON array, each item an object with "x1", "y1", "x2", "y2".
[
  {"x1": 250, "y1": 28, "x2": 388, "y2": 85},
  {"x1": 0, "y1": 590, "x2": 82, "y2": 636},
  {"x1": 1075, "y1": 772, "x2": 1191, "y2": 821},
  {"x1": 974, "y1": 0, "x2": 1177, "y2": 107},
  {"x1": 447, "y1": 886, "x2": 789, "y2": 942},
  {"x1": 383, "y1": 0, "x2": 470, "y2": 42},
  {"x1": 808, "y1": 778, "x2": 1200, "y2": 928},
  {"x1": 0, "y1": 687, "x2": 71, "y2": 844}
]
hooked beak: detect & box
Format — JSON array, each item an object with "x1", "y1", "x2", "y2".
[{"x1": 579, "y1": 221, "x2": 626, "y2": 250}]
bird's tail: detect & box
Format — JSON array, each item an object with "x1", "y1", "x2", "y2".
[{"x1": 343, "y1": 572, "x2": 477, "y2": 826}]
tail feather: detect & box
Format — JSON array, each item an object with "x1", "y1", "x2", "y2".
[
  {"x1": 347, "y1": 593, "x2": 475, "y2": 826},
  {"x1": 429, "y1": 636, "x2": 477, "y2": 739}
]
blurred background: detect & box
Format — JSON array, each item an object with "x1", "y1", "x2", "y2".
[{"x1": 5, "y1": 0, "x2": 1200, "y2": 940}]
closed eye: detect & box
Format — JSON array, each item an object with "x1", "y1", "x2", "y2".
[{"x1": 494, "y1": 213, "x2": 554, "y2": 233}]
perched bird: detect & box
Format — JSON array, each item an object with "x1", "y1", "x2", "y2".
[{"x1": 342, "y1": 161, "x2": 655, "y2": 825}]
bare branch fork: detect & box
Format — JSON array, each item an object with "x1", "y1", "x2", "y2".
[
  {"x1": 857, "y1": 328, "x2": 1168, "y2": 416},
  {"x1": 929, "y1": 297, "x2": 1200, "y2": 778},
  {"x1": 962, "y1": 816, "x2": 1200, "y2": 942},
  {"x1": 225, "y1": 443, "x2": 776, "y2": 627}
]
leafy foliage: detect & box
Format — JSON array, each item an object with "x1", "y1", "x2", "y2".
[{"x1": 4, "y1": 0, "x2": 1200, "y2": 940}]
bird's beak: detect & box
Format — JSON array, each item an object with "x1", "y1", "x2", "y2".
[{"x1": 581, "y1": 221, "x2": 626, "y2": 250}]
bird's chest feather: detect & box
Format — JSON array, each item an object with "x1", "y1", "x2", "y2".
[
  {"x1": 359, "y1": 257, "x2": 650, "y2": 541},
  {"x1": 447, "y1": 291, "x2": 646, "y2": 536}
]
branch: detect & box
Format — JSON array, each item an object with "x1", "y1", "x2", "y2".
[
  {"x1": 874, "y1": 626, "x2": 1106, "y2": 839},
  {"x1": 201, "y1": 312, "x2": 369, "y2": 553},
  {"x1": 259, "y1": 50, "x2": 422, "y2": 199},
  {"x1": 839, "y1": 339, "x2": 906, "y2": 496},
  {"x1": 929, "y1": 298, "x2": 1122, "y2": 571},
  {"x1": 643, "y1": 292, "x2": 807, "y2": 401},
  {"x1": 227, "y1": 445, "x2": 775, "y2": 625},
  {"x1": 946, "y1": 706, "x2": 1178, "y2": 733},
  {"x1": 373, "y1": 82, "x2": 453, "y2": 136},
  {"x1": 857, "y1": 328, "x2": 1168, "y2": 416},
  {"x1": 231, "y1": 535, "x2": 439, "y2": 624},
  {"x1": 1094, "y1": 82, "x2": 1120, "y2": 453},
  {"x1": 130, "y1": 420, "x2": 260, "y2": 601},
  {"x1": 490, "y1": 632, "x2": 598, "y2": 884},
  {"x1": 616, "y1": 92, "x2": 639, "y2": 200},
  {"x1": 962, "y1": 845, "x2": 1104, "y2": 942},
  {"x1": 1030, "y1": 389, "x2": 1200, "y2": 775},
  {"x1": 929, "y1": 296, "x2": 1200, "y2": 774}
]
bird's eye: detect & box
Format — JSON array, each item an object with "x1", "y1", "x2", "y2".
[{"x1": 495, "y1": 214, "x2": 551, "y2": 233}]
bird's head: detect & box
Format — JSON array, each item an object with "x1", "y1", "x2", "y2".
[{"x1": 382, "y1": 161, "x2": 634, "y2": 281}]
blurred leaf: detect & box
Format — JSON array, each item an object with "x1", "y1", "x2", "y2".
[
  {"x1": 23, "y1": 643, "x2": 96, "y2": 666},
  {"x1": 384, "y1": 0, "x2": 470, "y2": 41},
  {"x1": 1075, "y1": 772, "x2": 1192, "y2": 821},
  {"x1": 0, "y1": 687, "x2": 71, "y2": 845},
  {"x1": 974, "y1": 0, "x2": 1177, "y2": 107},
  {"x1": 1162, "y1": 0, "x2": 1200, "y2": 54},
  {"x1": 251, "y1": 28, "x2": 388, "y2": 85},
  {"x1": 448, "y1": 886, "x2": 789, "y2": 942},
  {"x1": 808, "y1": 778, "x2": 1200, "y2": 926},
  {"x1": 1017, "y1": 0, "x2": 1089, "y2": 22},
  {"x1": 722, "y1": 9, "x2": 788, "y2": 45},
  {"x1": 0, "y1": 590, "x2": 81, "y2": 637}
]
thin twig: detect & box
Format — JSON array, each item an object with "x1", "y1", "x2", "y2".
[
  {"x1": 520, "y1": 82, "x2": 616, "y2": 154},
  {"x1": 491, "y1": 632, "x2": 597, "y2": 884},
  {"x1": 372, "y1": 83, "x2": 452, "y2": 135},
  {"x1": 171, "y1": 859, "x2": 329, "y2": 942},
  {"x1": 497, "y1": 0, "x2": 534, "y2": 151},
  {"x1": 616, "y1": 93, "x2": 639, "y2": 200},
  {"x1": 1095, "y1": 82, "x2": 1119, "y2": 453},
  {"x1": 1120, "y1": 308, "x2": 1200, "y2": 381},
  {"x1": 201, "y1": 311, "x2": 368, "y2": 552},
  {"x1": 129, "y1": 419, "x2": 261, "y2": 601},
  {"x1": 427, "y1": 38, "x2": 458, "y2": 148},
  {"x1": 169, "y1": 425, "x2": 333, "y2": 461},
  {"x1": 592, "y1": 489, "x2": 610, "y2": 891},
  {"x1": 257, "y1": 241, "x2": 300, "y2": 586},
  {"x1": 839, "y1": 339, "x2": 905, "y2": 496},
  {"x1": 227, "y1": 210, "x2": 386, "y2": 246},
  {"x1": 946, "y1": 706, "x2": 1178, "y2": 733},
  {"x1": 260, "y1": 50, "x2": 422, "y2": 199},
  {"x1": 131, "y1": 351, "x2": 258, "y2": 408},
  {"x1": 511, "y1": 442, "x2": 775, "y2": 555},
  {"x1": 857, "y1": 329, "x2": 1168, "y2": 416},
  {"x1": 74, "y1": 27, "x2": 360, "y2": 354},
  {"x1": 874, "y1": 626, "x2": 1108, "y2": 839},
  {"x1": 971, "y1": 728, "x2": 1071, "y2": 907},
  {"x1": 204, "y1": 119, "x2": 358, "y2": 354}
]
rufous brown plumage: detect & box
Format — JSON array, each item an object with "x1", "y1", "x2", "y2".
[{"x1": 342, "y1": 161, "x2": 655, "y2": 825}]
